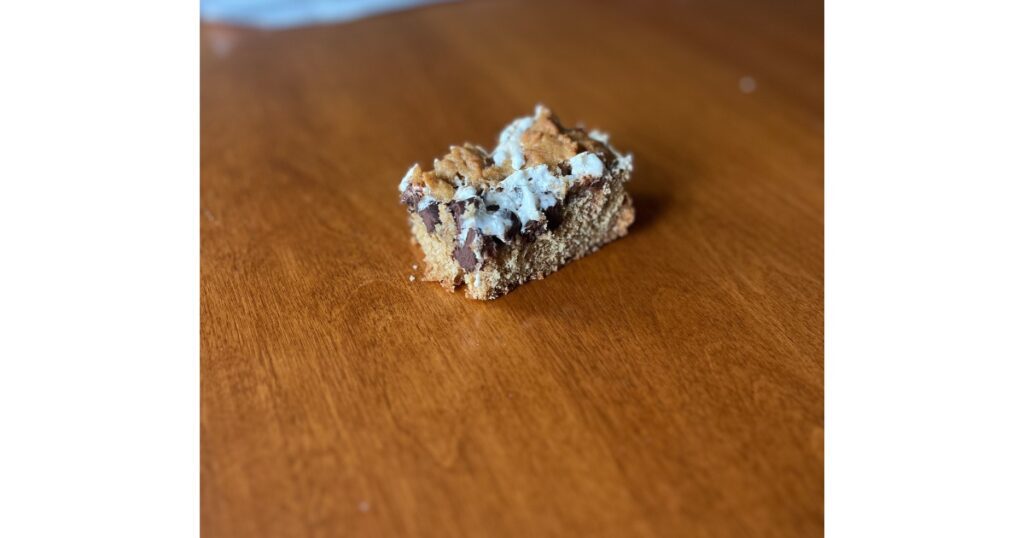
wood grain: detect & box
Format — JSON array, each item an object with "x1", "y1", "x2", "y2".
[{"x1": 201, "y1": 0, "x2": 823, "y2": 536}]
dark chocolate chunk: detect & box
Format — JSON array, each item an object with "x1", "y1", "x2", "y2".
[
  {"x1": 399, "y1": 185, "x2": 422, "y2": 208},
  {"x1": 567, "y1": 175, "x2": 607, "y2": 199},
  {"x1": 481, "y1": 236, "x2": 502, "y2": 258},
  {"x1": 453, "y1": 228, "x2": 477, "y2": 271},
  {"x1": 522, "y1": 219, "x2": 545, "y2": 242},
  {"x1": 486, "y1": 204, "x2": 499, "y2": 212},
  {"x1": 418, "y1": 203, "x2": 440, "y2": 233},
  {"x1": 544, "y1": 202, "x2": 563, "y2": 232},
  {"x1": 557, "y1": 162, "x2": 572, "y2": 176},
  {"x1": 507, "y1": 212, "x2": 522, "y2": 241},
  {"x1": 449, "y1": 200, "x2": 466, "y2": 230}
]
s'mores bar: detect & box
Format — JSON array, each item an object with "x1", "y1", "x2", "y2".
[{"x1": 398, "y1": 105, "x2": 634, "y2": 300}]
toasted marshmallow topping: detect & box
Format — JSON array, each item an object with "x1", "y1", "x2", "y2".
[{"x1": 400, "y1": 105, "x2": 631, "y2": 243}]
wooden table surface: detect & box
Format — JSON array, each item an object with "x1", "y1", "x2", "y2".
[{"x1": 201, "y1": 0, "x2": 823, "y2": 536}]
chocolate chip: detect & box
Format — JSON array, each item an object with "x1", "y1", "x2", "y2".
[
  {"x1": 418, "y1": 203, "x2": 440, "y2": 233},
  {"x1": 454, "y1": 245, "x2": 476, "y2": 271},
  {"x1": 453, "y1": 228, "x2": 477, "y2": 271},
  {"x1": 557, "y1": 162, "x2": 572, "y2": 176},
  {"x1": 522, "y1": 219, "x2": 545, "y2": 242},
  {"x1": 486, "y1": 204, "x2": 499, "y2": 212},
  {"x1": 544, "y1": 203, "x2": 563, "y2": 232},
  {"x1": 507, "y1": 213, "x2": 522, "y2": 240},
  {"x1": 481, "y1": 236, "x2": 501, "y2": 257},
  {"x1": 399, "y1": 185, "x2": 422, "y2": 208},
  {"x1": 449, "y1": 201, "x2": 466, "y2": 230},
  {"x1": 567, "y1": 176, "x2": 606, "y2": 199}
]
